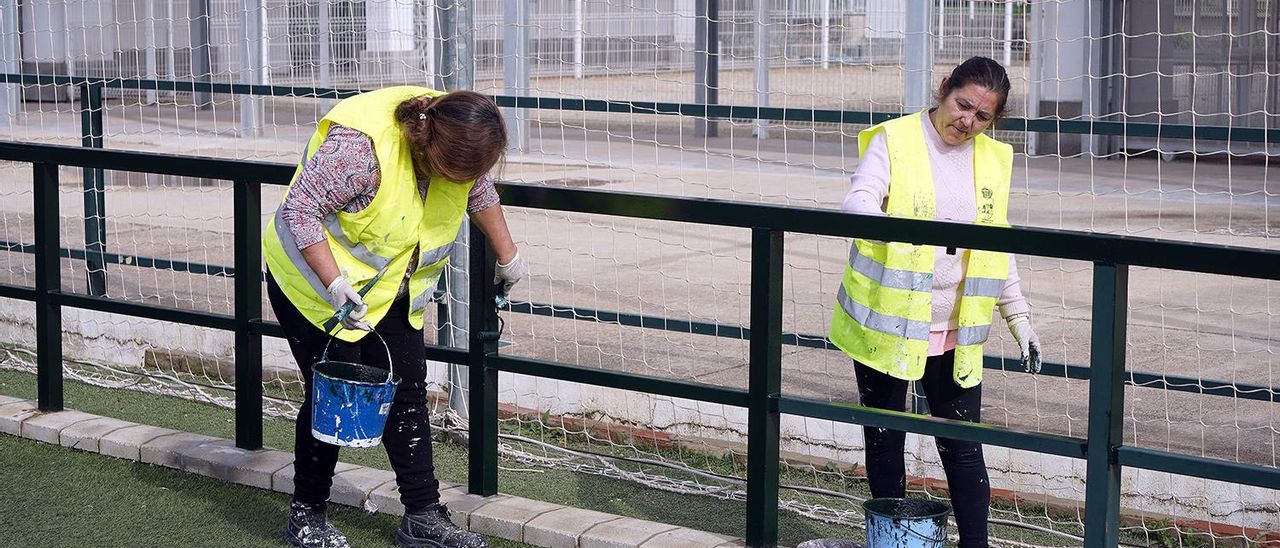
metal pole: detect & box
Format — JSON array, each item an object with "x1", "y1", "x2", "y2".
[
  {"x1": 820, "y1": 0, "x2": 830, "y2": 69},
  {"x1": 423, "y1": 0, "x2": 437, "y2": 83},
  {"x1": 447, "y1": 222, "x2": 470, "y2": 419},
  {"x1": 34, "y1": 163, "x2": 63, "y2": 412},
  {"x1": 1026, "y1": 0, "x2": 1042, "y2": 156},
  {"x1": 905, "y1": 0, "x2": 935, "y2": 112},
  {"x1": 79, "y1": 83, "x2": 107, "y2": 298},
  {"x1": 1083, "y1": 262, "x2": 1128, "y2": 547},
  {"x1": 467, "y1": 223, "x2": 500, "y2": 496},
  {"x1": 189, "y1": 0, "x2": 212, "y2": 108},
  {"x1": 1083, "y1": 0, "x2": 1108, "y2": 156},
  {"x1": 753, "y1": 0, "x2": 769, "y2": 139},
  {"x1": 694, "y1": 0, "x2": 719, "y2": 137},
  {"x1": 240, "y1": 0, "x2": 264, "y2": 137},
  {"x1": 572, "y1": 0, "x2": 583, "y2": 79},
  {"x1": 319, "y1": 0, "x2": 332, "y2": 87},
  {"x1": 0, "y1": 0, "x2": 19, "y2": 126},
  {"x1": 233, "y1": 179, "x2": 264, "y2": 450},
  {"x1": 60, "y1": 1, "x2": 72, "y2": 101},
  {"x1": 439, "y1": 0, "x2": 474, "y2": 91},
  {"x1": 937, "y1": 0, "x2": 944, "y2": 51},
  {"x1": 441, "y1": 0, "x2": 477, "y2": 420},
  {"x1": 144, "y1": 0, "x2": 158, "y2": 105},
  {"x1": 1003, "y1": 0, "x2": 1014, "y2": 66},
  {"x1": 166, "y1": 0, "x2": 176, "y2": 101},
  {"x1": 503, "y1": 0, "x2": 530, "y2": 152},
  {"x1": 745, "y1": 228, "x2": 782, "y2": 548}
]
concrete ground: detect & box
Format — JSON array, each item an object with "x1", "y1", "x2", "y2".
[{"x1": 0, "y1": 86, "x2": 1275, "y2": 477}]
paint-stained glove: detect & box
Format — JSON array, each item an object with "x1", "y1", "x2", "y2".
[
  {"x1": 494, "y1": 253, "x2": 528, "y2": 296},
  {"x1": 1007, "y1": 312, "x2": 1042, "y2": 374},
  {"x1": 326, "y1": 276, "x2": 371, "y2": 331}
]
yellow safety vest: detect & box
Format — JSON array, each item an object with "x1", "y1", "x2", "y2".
[
  {"x1": 263, "y1": 86, "x2": 475, "y2": 342},
  {"x1": 829, "y1": 112, "x2": 1012, "y2": 387}
]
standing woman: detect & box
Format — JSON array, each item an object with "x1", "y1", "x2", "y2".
[
  {"x1": 263, "y1": 86, "x2": 527, "y2": 548},
  {"x1": 830, "y1": 57, "x2": 1042, "y2": 547}
]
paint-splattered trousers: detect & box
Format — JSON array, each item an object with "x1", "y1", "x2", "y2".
[
  {"x1": 268, "y1": 273, "x2": 442, "y2": 514},
  {"x1": 854, "y1": 351, "x2": 990, "y2": 547}
]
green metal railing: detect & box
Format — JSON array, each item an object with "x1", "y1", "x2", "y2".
[
  {"x1": 1, "y1": 74, "x2": 1279, "y2": 547},
  {"x1": 3, "y1": 141, "x2": 1279, "y2": 548}
]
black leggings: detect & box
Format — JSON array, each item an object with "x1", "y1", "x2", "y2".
[
  {"x1": 268, "y1": 274, "x2": 441, "y2": 514},
  {"x1": 855, "y1": 351, "x2": 990, "y2": 547}
]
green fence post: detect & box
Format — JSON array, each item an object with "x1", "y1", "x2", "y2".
[
  {"x1": 233, "y1": 179, "x2": 263, "y2": 450},
  {"x1": 1084, "y1": 262, "x2": 1128, "y2": 547},
  {"x1": 746, "y1": 228, "x2": 782, "y2": 547},
  {"x1": 79, "y1": 82, "x2": 107, "y2": 297},
  {"x1": 34, "y1": 162, "x2": 63, "y2": 411},
  {"x1": 467, "y1": 223, "x2": 499, "y2": 495}
]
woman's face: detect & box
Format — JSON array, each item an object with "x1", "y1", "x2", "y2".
[{"x1": 931, "y1": 80, "x2": 1001, "y2": 146}]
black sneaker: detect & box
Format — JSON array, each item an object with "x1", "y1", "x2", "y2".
[
  {"x1": 283, "y1": 501, "x2": 352, "y2": 548},
  {"x1": 396, "y1": 504, "x2": 487, "y2": 548}
]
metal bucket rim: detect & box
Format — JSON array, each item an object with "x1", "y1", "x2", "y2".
[
  {"x1": 862, "y1": 497, "x2": 951, "y2": 521},
  {"x1": 313, "y1": 360, "x2": 401, "y2": 387}
]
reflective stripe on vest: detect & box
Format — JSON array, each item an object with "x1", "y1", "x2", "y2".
[
  {"x1": 321, "y1": 213, "x2": 394, "y2": 272},
  {"x1": 407, "y1": 241, "x2": 455, "y2": 314},
  {"x1": 272, "y1": 208, "x2": 331, "y2": 298},
  {"x1": 829, "y1": 111, "x2": 1012, "y2": 388},
  {"x1": 962, "y1": 276, "x2": 1005, "y2": 298},
  {"x1": 848, "y1": 244, "x2": 933, "y2": 292},
  {"x1": 835, "y1": 284, "x2": 932, "y2": 341}
]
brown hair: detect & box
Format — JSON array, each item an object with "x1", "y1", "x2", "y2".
[
  {"x1": 936, "y1": 56, "x2": 1012, "y2": 121},
  {"x1": 395, "y1": 90, "x2": 507, "y2": 182}
]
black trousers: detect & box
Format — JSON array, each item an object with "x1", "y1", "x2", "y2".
[
  {"x1": 855, "y1": 351, "x2": 990, "y2": 547},
  {"x1": 268, "y1": 274, "x2": 441, "y2": 513}
]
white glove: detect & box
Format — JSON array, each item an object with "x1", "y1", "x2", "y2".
[
  {"x1": 326, "y1": 276, "x2": 371, "y2": 331},
  {"x1": 494, "y1": 253, "x2": 528, "y2": 295},
  {"x1": 1006, "y1": 313, "x2": 1042, "y2": 374}
]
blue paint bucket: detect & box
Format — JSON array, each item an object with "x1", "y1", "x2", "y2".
[
  {"x1": 310, "y1": 335, "x2": 400, "y2": 448},
  {"x1": 862, "y1": 498, "x2": 950, "y2": 547}
]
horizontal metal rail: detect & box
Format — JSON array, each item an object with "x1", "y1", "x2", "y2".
[
  {"x1": 0, "y1": 239, "x2": 237, "y2": 278},
  {"x1": 496, "y1": 185, "x2": 1280, "y2": 281},
  {"x1": 780, "y1": 395, "x2": 1088, "y2": 459},
  {"x1": 1117, "y1": 446, "x2": 1280, "y2": 491},
  {"x1": 1, "y1": 73, "x2": 1276, "y2": 144},
  {"x1": 489, "y1": 355, "x2": 751, "y2": 408},
  {"x1": 0, "y1": 141, "x2": 294, "y2": 183}
]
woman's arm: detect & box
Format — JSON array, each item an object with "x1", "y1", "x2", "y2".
[
  {"x1": 998, "y1": 255, "x2": 1032, "y2": 319},
  {"x1": 841, "y1": 133, "x2": 891, "y2": 215},
  {"x1": 466, "y1": 174, "x2": 501, "y2": 214},
  {"x1": 281, "y1": 125, "x2": 380, "y2": 287},
  {"x1": 470, "y1": 202, "x2": 518, "y2": 264}
]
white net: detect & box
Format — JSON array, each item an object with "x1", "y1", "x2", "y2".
[{"x1": 0, "y1": 0, "x2": 1276, "y2": 545}]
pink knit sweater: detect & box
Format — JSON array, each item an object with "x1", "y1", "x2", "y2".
[{"x1": 841, "y1": 113, "x2": 1030, "y2": 355}]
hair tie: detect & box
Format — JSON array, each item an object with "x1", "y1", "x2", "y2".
[{"x1": 418, "y1": 112, "x2": 427, "y2": 121}]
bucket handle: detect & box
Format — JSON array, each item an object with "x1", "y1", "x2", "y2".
[{"x1": 320, "y1": 330, "x2": 396, "y2": 384}]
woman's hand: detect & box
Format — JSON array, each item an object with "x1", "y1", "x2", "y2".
[
  {"x1": 1006, "y1": 312, "x2": 1041, "y2": 373},
  {"x1": 471, "y1": 203, "x2": 525, "y2": 295},
  {"x1": 495, "y1": 253, "x2": 528, "y2": 295},
  {"x1": 326, "y1": 277, "x2": 372, "y2": 331}
]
